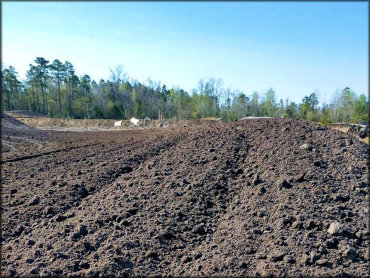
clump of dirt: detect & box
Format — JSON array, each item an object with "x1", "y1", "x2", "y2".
[{"x1": 1, "y1": 118, "x2": 368, "y2": 277}]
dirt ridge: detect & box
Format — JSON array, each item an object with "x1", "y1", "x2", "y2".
[{"x1": 1, "y1": 118, "x2": 368, "y2": 277}]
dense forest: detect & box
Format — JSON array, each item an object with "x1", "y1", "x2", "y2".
[{"x1": 1, "y1": 57, "x2": 368, "y2": 124}]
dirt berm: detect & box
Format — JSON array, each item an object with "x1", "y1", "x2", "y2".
[
  {"x1": 1, "y1": 118, "x2": 368, "y2": 277},
  {"x1": 1, "y1": 114, "x2": 52, "y2": 159}
]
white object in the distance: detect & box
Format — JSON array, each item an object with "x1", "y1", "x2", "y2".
[
  {"x1": 130, "y1": 117, "x2": 140, "y2": 125},
  {"x1": 114, "y1": 120, "x2": 122, "y2": 127}
]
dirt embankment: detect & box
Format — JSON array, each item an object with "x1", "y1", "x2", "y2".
[
  {"x1": 6, "y1": 110, "x2": 47, "y2": 118},
  {"x1": 14, "y1": 116, "x2": 207, "y2": 132},
  {"x1": 1, "y1": 118, "x2": 369, "y2": 277},
  {"x1": 1, "y1": 114, "x2": 52, "y2": 160}
]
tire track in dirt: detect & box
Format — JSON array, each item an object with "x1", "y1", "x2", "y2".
[
  {"x1": 50, "y1": 132, "x2": 186, "y2": 227},
  {"x1": 47, "y1": 132, "x2": 190, "y2": 263},
  {"x1": 0, "y1": 129, "x2": 188, "y2": 244},
  {"x1": 6, "y1": 136, "x2": 44, "y2": 150},
  {"x1": 0, "y1": 143, "x2": 101, "y2": 164}
]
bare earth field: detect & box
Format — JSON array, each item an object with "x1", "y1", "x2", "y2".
[{"x1": 1, "y1": 115, "x2": 369, "y2": 277}]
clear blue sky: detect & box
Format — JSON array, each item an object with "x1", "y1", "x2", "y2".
[{"x1": 2, "y1": 1, "x2": 368, "y2": 104}]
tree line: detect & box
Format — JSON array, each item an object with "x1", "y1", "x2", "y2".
[{"x1": 1, "y1": 57, "x2": 368, "y2": 124}]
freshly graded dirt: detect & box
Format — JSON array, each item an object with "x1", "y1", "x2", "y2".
[{"x1": 1, "y1": 117, "x2": 368, "y2": 277}]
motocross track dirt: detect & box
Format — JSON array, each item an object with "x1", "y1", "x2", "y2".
[{"x1": 1, "y1": 116, "x2": 369, "y2": 277}]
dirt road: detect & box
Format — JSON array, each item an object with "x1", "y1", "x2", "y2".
[{"x1": 1, "y1": 117, "x2": 368, "y2": 277}]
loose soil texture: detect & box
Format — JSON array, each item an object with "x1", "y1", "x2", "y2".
[{"x1": 1, "y1": 117, "x2": 369, "y2": 277}]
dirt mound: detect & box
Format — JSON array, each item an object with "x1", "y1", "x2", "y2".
[
  {"x1": 6, "y1": 110, "x2": 46, "y2": 118},
  {"x1": 6, "y1": 110, "x2": 47, "y2": 118},
  {"x1": 1, "y1": 114, "x2": 51, "y2": 159},
  {"x1": 18, "y1": 117, "x2": 119, "y2": 131},
  {"x1": 329, "y1": 123, "x2": 369, "y2": 144},
  {"x1": 16, "y1": 117, "x2": 206, "y2": 132},
  {"x1": 1, "y1": 113, "x2": 28, "y2": 126},
  {"x1": 1, "y1": 119, "x2": 368, "y2": 277}
]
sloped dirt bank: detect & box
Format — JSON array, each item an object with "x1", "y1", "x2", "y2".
[
  {"x1": 15, "y1": 117, "x2": 207, "y2": 132},
  {"x1": 1, "y1": 114, "x2": 52, "y2": 160}
]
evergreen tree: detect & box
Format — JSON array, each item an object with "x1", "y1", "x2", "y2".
[
  {"x1": 50, "y1": 59, "x2": 66, "y2": 117},
  {"x1": 1, "y1": 57, "x2": 367, "y2": 124},
  {"x1": 33, "y1": 57, "x2": 50, "y2": 114}
]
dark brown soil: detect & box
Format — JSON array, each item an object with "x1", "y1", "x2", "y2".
[
  {"x1": 1, "y1": 114, "x2": 52, "y2": 160},
  {"x1": 1, "y1": 117, "x2": 369, "y2": 277}
]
